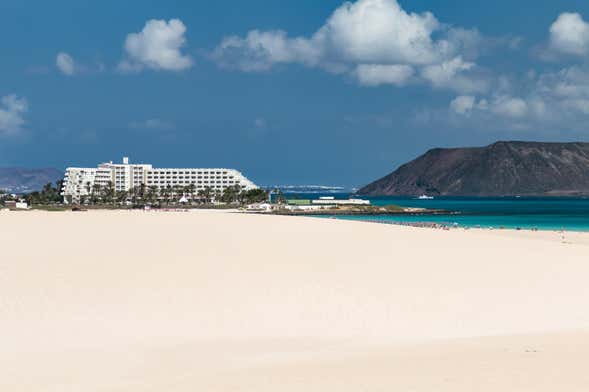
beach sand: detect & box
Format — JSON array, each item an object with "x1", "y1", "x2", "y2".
[{"x1": 1, "y1": 210, "x2": 589, "y2": 391}]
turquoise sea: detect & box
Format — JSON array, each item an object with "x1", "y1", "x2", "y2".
[{"x1": 286, "y1": 194, "x2": 589, "y2": 232}]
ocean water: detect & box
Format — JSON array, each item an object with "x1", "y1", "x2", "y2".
[{"x1": 285, "y1": 194, "x2": 589, "y2": 232}]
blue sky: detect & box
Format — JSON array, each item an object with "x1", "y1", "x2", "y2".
[{"x1": 1, "y1": 0, "x2": 589, "y2": 187}]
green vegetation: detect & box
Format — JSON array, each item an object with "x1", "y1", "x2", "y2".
[
  {"x1": 23, "y1": 181, "x2": 64, "y2": 205},
  {"x1": 286, "y1": 199, "x2": 312, "y2": 205},
  {"x1": 19, "y1": 180, "x2": 269, "y2": 209}
]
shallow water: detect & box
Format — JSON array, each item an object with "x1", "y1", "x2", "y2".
[{"x1": 288, "y1": 194, "x2": 589, "y2": 231}]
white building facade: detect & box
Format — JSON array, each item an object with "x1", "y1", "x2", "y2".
[{"x1": 62, "y1": 157, "x2": 258, "y2": 203}]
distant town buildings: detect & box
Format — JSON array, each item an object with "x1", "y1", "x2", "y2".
[{"x1": 62, "y1": 157, "x2": 258, "y2": 204}]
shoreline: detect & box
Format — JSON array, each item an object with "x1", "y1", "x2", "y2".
[
  {"x1": 5, "y1": 207, "x2": 589, "y2": 235},
  {"x1": 312, "y1": 214, "x2": 589, "y2": 234}
]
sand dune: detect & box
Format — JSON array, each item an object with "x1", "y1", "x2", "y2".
[{"x1": 1, "y1": 210, "x2": 588, "y2": 391}]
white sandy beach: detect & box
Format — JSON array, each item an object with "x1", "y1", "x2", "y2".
[{"x1": 1, "y1": 210, "x2": 589, "y2": 391}]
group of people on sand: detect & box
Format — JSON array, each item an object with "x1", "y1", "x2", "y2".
[{"x1": 356, "y1": 219, "x2": 551, "y2": 233}]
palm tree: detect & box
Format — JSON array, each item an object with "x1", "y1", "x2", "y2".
[
  {"x1": 115, "y1": 190, "x2": 128, "y2": 205},
  {"x1": 202, "y1": 186, "x2": 213, "y2": 204},
  {"x1": 139, "y1": 183, "x2": 146, "y2": 204},
  {"x1": 146, "y1": 186, "x2": 158, "y2": 205},
  {"x1": 163, "y1": 185, "x2": 173, "y2": 205},
  {"x1": 187, "y1": 183, "x2": 196, "y2": 199},
  {"x1": 82, "y1": 182, "x2": 91, "y2": 205},
  {"x1": 220, "y1": 185, "x2": 241, "y2": 204},
  {"x1": 91, "y1": 184, "x2": 102, "y2": 204},
  {"x1": 213, "y1": 188, "x2": 223, "y2": 203},
  {"x1": 103, "y1": 181, "x2": 115, "y2": 205},
  {"x1": 242, "y1": 188, "x2": 269, "y2": 204}
]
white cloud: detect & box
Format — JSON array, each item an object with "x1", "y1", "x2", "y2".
[
  {"x1": 489, "y1": 96, "x2": 528, "y2": 118},
  {"x1": 549, "y1": 12, "x2": 589, "y2": 56},
  {"x1": 212, "y1": 0, "x2": 485, "y2": 92},
  {"x1": 421, "y1": 56, "x2": 488, "y2": 93},
  {"x1": 56, "y1": 52, "x2": 76, "y2": 75},
  {"x1": 450, "y1": 95, "x2": 475, "y2": 114},
  {"x1": 450, "y1": 95, "x2": 526, "y2": 118},
  {"x1": 446, "y1": 13, "x2": 589, "y2": 128},
  {"x1": 448, "y1": 64, "x2": 589, "y2": 130},
  {"x1": 119, "y1": 19, "x2": 193, "y2": 72},
  {"x1": 452, "y1": 95, "x2": 528, "y2": 119},
  {"x1": 354, "y1": 64, "x2": 414, "y2": 86},
  {"x1": 213, "y1": 30, "x2": 322, "y2": 72},
  {"x1": 313, "y1": 0, "x2": 443, "y2": 65},
  {"x1": 0, "y1": 95, "x2": 28, "y2": 137}
]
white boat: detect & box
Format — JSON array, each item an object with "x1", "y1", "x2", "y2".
[{"x1": 417, "y1": 195, "x2": 434, "y2": 200}]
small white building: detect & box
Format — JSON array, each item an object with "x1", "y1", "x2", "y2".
[
  {"x1": 284, "y1": 204, "x2": 332, "y2": 211},
  {"x1": 246, "y1": 202, "x2": 274, "y2": 212},
  {"x1": 4, "y1": 200, "x2": 29, "y2": 210},
  {"x1": 311, "y1": 197, "x2": 370, "y2": 206}
]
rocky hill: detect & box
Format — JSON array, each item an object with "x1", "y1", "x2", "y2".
[
  {"x1": 358, "y1": 141, "x2": 589, "y2": 196},
  {"x1": 0, "y1": 168, "x2": 63, "y2": 194}
]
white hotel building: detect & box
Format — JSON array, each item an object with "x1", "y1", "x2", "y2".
[{"x1": 62, "y1": 157, "x2": 258, "y2": 203}]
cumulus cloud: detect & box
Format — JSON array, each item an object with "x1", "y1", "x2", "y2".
[
  {"x1": 448, "y1": 64, "x2": 589, "y2": 131},
  {"x1": 488, "y1": 96, "x2": 528, "y2": 118},
  {"x1": 0, "y1": 95, "x2": 28, "y2": 137},
  {"x1": 213, "y1": 30, "x2": 322, "y2": 72},
  {"x1": 421, "y1": 56, "x2": 489, "y2": 93},
  {"x1": 450, "y1": 95, "x2": 476, "y2": 114},
  {"x1": 119, "y1": 19, "x2": 193, "y2": 72},
  {"x1": 354, "y1": 64, "x2": 414, "y2": 86},
  {"x1": 56, "y1": 52, "x2": 76, "y2": 75},
  {"x1": 212, "y1": 0, "x2": 487, "y2": 92},
  {"x1": 446, "y1": 13, "x2": 589, "y2": 129},
  {"x1": 549, "y1": 12, "x2": 589, "y2": 56},
  {"x1": 450, "y1": 95, "x2": 527, "y2": 118}
]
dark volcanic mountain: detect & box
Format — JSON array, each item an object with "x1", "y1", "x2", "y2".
[
  {"x1": 0, "y1": 168, "x2": 63, "y2": 193},
  {"x1": 358, "y1": 141, "x2": 589, "y2": 197}
]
